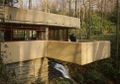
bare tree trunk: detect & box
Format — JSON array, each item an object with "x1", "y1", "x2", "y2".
[
  {"x1": 62, "y1": 0, "x2": 67, "y2": 15},
  {"x1": 116, "y1": 0, "x2": 120, "y2": 71},
  {"x1": 100, "y1": 0, "x2": 103, "y2": 34},
  {"x1": 45, "y1": 0, "x2": 48, "y2": 12},
  {"x1": 74, "y1": 0, "x2": 77, "y2": 17},
  {"x1": 68, "y1": 0, "x2": 71, "y2": 16},
  {"x1": 29, "y1": 0, "x2": 32, "y2": 9},
  {"x1": 19, "y1": 0, "x2": 23, "y2": 8},
  {"x1": 87, "y1": 0, "x2": 92, "y2": 39}
]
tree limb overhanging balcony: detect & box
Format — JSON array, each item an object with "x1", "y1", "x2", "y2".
[{"x1": 0, "y1": 6, "x2": 80, "y2": 28}]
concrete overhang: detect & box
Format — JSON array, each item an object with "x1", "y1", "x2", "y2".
[
  {"x1": 1, "y1": 40, "x2": 110, "y2": 65},
  {"x1": 0, "y1": 6, "x2": 80, "y2": 29}
]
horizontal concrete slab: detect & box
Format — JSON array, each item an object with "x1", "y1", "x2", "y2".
[
  {"x1": 47, "y1": 41, "x2": 110, "y2": 65},
  {"x1": 1, "y1": 41, "x2": 46, "y2": 64},
  {"x1": 0, "y1": 6, "x2": 80, "y2": 28},
  {"x1": 1, "y1": 40, "x2": 110, "y2": 65}
]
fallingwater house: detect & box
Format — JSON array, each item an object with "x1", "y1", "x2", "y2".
[{"x1": 0, "y1": 3, "x2": 110, "y2": 84}]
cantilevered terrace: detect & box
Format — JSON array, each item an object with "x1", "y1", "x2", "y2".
[{"x1": 0, "y1": 6, "x2": 110, "y2": 65}]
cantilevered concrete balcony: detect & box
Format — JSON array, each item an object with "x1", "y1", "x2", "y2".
[
  {"x1": 1, "y1": 41, "x2": 110, "y2": 65},
  {"x1": 0, "y1": 6, "x2": 80, "y2": 28}
]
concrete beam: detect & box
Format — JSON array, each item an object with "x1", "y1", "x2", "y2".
[
  {"x1": 1, "y1": 40, "x2": 110, "y2": 65},
  {"x1": 0, "y1": 6, "x2": 80, "y2": 28}
]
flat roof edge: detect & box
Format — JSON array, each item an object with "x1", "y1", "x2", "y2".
[{"x1": 0, "y1": 6, "x2": 80, "y2": 29}]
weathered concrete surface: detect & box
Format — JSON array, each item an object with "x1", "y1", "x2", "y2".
[
  {"x1": 0, "y1": 6, "x2": 80, "y2": 28},
  {"x1": 81, "y1": 41, "x2": 110, "y2": 65},
  {"x1": 1, "y1": 40, "x2": 110, "y2": 65},
  {"x1": 6, "y1": 58, "x2": 48, "y2": 84},
  {"x1": 1, "y1": 41, "x2": 46, "y2": 64},
  {"x1": 47, "y1": 41, "x2": 110, "y2": 65}
]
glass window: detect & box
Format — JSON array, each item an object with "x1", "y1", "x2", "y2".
[
  {"x1": 13, "y1": 30, "x2": 37, "y2": 40},
  {"x1": 13, "y1": 30, "x2": 24, "y2": 38}
]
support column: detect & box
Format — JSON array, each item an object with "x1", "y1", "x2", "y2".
[
  {"x1": 45, "y1": 27, "x2": 49, "y2": 40},
  {"x1": 40, "y1": 58, "x2": 48, "y2": 84},
  {"x1": 42, "y1": 27, "x2": 49, "y2": 84}
]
